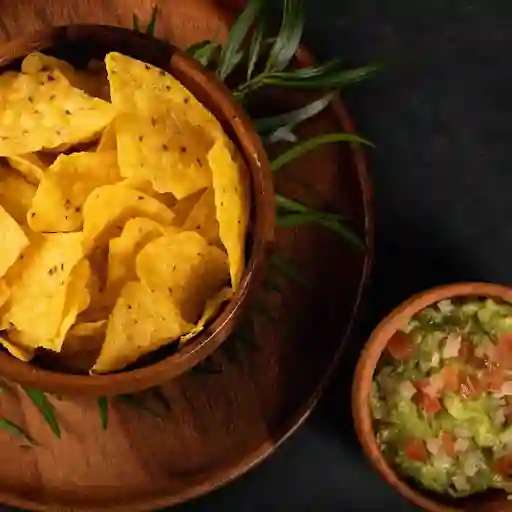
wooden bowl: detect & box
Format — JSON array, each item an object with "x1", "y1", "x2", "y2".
[
  {"x1": 352, "y1": 282, "x2": 512, "y2": 512},
  {"x1": 0, "y1": 25, "x2": 275, "y2": 397}
]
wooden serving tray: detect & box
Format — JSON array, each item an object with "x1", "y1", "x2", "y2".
[{"x1": 0, "y1": 0, "x2": 373, "y2": 510}]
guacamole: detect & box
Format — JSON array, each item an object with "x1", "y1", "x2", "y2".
[{"x1": 372, "y1": 298, "x2": 512, "y2": 497}]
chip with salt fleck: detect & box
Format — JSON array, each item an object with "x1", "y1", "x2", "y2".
[
  {"x1": 22, "y1": 52, "x2": 109, "y2": 100},
  {"x1": 172, "y1": 188, "x2": 220, "y2": 246},
  {"x1": 0, "y1": 69, "x2": 114, "y2": 156},
  {"x1": 92, "y1": 281, "x2": 193, "y2": 373},
  {"x1": 7, "y1": 153, "x2": 46, "y2": 184},
  {"x1": 106, "y1": 217, "x2": 169, "y2": 303},
  {"x1": 0, "y1": 205, "x2": 30, "y2": 279},
  {"x1": 28, "y1": 151, "x2": 121, "y2": 232},
  {"x1": 207, "y1": 136, "x2": 250, "y2": 291},
  {"x1": 82, "y1": 183, "x2": 175, "y2": 252},
  {"x1": 0, "y1": 166, "x2": 36, "y2": 225},
  {"x1": 115, "y1": 110, "x2": 212, "y2": 198},
  {"x1": 136, "y1": 231, "x2": 229, "y2": 323},
  {"x1": 105, "y1": 52, "x2": 220, "y2": 131},
  {"x1": 0, "y1": 232, "x2": 84, "y2": 349},
  {"x1": 50, "y1": 258, "x2": 91, "y2": 352}
]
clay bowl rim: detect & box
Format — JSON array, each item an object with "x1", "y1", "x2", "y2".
[
  {"x1": 352, "y1": 282, "x2": 512, "y2": 512},
  {"x1": 0, "y1": 24, "x2": 275, "y2": 397}
]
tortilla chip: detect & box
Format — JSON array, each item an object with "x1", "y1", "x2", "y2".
[
  {"x1": 22, "y1": 52, "x2": 109, "y2": 100},
  {"x1": 97, "y1": 123, "x2": 116, "y2": 152},
  {"x1": 28, "y1": 151, "x2": 121, "y2": 232},
  {"x1": 136, "y1": 231, "x2": 229, "y2": 323},
  {"x1": 0, "y1": 205, "x2": 30, "y2": 279},
  {"x1": 105, "y1": 52, "x2": 220, "y2": 130},
  {"x1": 1, "y1": 232, "x2": 84, "y2": 349},
  {"x1": 106, "y1": 217, "x2": 169, "y2": 302},
  {"x1": 180, "y1": 286, "x2": 233, "y2": 343},
  {"x1": 92, "y1": 281, "x2": 192, "y2": 373},
  {"x1": 208, "y1": 136, "x2": 250, "y2": 290},
  {"x1": 0, "y1": 69, "x2": 114, "y2": 156},
  {"x1": 115, "y1": 110, "x2": 212, "y2": 198},
  {"x1": 0, "y1": 167, "x2": 36, "y2": 224},
  {"x1": 7, "y1": 153, "x2": 46, "y2": 183},
  {"x1": 172, "y1": 188, "x2": 220, "y2": 246},
  {"x1": 82, "y1": 183, "x2": 175, "y2": 251},
  {"x1": 0, "y1": 336, "x2": 34, "y2": 361}
]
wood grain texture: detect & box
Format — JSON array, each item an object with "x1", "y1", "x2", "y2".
[{"x1": 0, "y1": 0, "x2": 373, "y2": 510}]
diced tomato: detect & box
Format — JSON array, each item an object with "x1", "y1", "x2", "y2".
[
  {"x1": 441, "y1": 432, "x2": 457, "y2": 457},
  {"x1": 416, "y1": 392, "x2": 442, "y2": 414},
  {"x1": 404, "y1": 439, "x2": 428, "y2": 462},
  {"x1": 492, "y1": 334, "x2": 512, "y2": 368},
  {"x1": 481, "y1": 367, "x2": 506, "y2": 392},
  {"x1": 387, "y1": 331, "x2": 414, "y2": 360},
  {"x1": 441, "y1": 366, "x2": 460, "y2": 393},
  {"x1": 458, "y1": 340, "x2": 472, "y2": 362},
  {"x1": 494, "y1": 455, "x2": 512, "y2": 476}
]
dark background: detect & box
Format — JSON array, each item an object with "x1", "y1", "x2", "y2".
[
  {"x1": 180, "y1": 0, "x2": 512, "y2": 510},
  {"x1": 4, "y1": 0, "x2": 512, "y2": 510}
]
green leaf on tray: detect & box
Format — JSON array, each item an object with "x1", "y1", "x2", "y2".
[
  {"x1": 217, "y1": 0, "x2": 263, "y2": 80},
  {"x1": 186, "y1": 40, "x2": 220, "y2": 67},
  {"x1": 265, "y1": 0, "x2": 304, "y2": 73},
  {"x1": 269, "y1": 252, "x2": 310, "y2": 287},
  {"x1": 254, "y1": 92, "x2": 334, "y2": 134},
  {"x1": 118, "y1": 394, "x2": 163, "y2": 421},
  {"x1": 262, "y1": 64, "x2": 380, "y2": 88},
  {"x1": 23, "y1": 388, "x2": 60, "y2": 439},
  {"x1": 145, "y1": 6, "x2": 159, "y2": 36},
  {"x1": 276, "y1": 194, "x2": 364, "y2": 250},
  {"x1": 0, "y1": 418, "x2": 34, "y2": 446},
  {"x1": 246, "y1": 8, "x2": 267, "y2": 80},
  {"x1": 270, "y1": 132, "x2": 373, "y2": 172},
  {"x1": 97, "y1": 397, "x2": 109, "y2": 430},
  {"x1": 132, "y1": 13, "x2": 140, "y2": 33}
]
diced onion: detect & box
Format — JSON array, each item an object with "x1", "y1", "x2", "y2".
[
  {"x1": 498, "y1": 382, "x2": 512, "y2": 396},
  {"x1": 426, "y1": 438, "x2": 442, "y2": 456},
  {"x1": 431, "y1": 352, "x2": 441, "y2": 367},
  {"x1": 398, "y1": 380, "x2": 417, "y2": 400},
  {"x1": 454, "y1": 438, "x2": 470, "y2": 453},
  {"x1": 463, "y1": 452, "x2": 483, "y2": 477},
  {"x1": 438, "y1": 300, "x2": 454, "y2": 314},
  {"x1": 423, "y1": 373, "x2": 444, "y2": 397},
  {"x1": 454, "y1": 427, "x2": 472, "y2": 439},
  {"x1": 442, "y1": 333, "x2": 462, "y2": 359}
]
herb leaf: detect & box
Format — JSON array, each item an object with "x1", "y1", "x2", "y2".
[
  {"x1": 217, "y1": 0, "x2": 263, "y2": 80},
  {"x1": 254, "y1": 92, "x2": 334, "y2": 134},
  {"x1": 186, "y1": 40, "x2": 220, "y2": 67},
  {"x1": 132, "y1": 13, "x2": 140, "y2": 32},
  {"x1": 247, "y1": 9, "x2": 267, "y2": 80},
  {"x1": 145, "y1": 6, "x2": 159, "y2": 36},
  {"x1": 263, "y1": 64, "x2": 380, "y2": 88},
  {"x1": 269, "y1": 252, "x2": 310, "y2": 287},
  {"x1": 97, "y1": 397, "x2": 109, "y2": 430},
  {"x1": 24, "y1": 388, "x2": 60, "y2": 439},
  {"x1": 0, "y1": 418, "x2": 34, "y2": 446},
  {"x1": 270, "y1": 132, "x2": 373, "y2": 172},
  {"x1": 265, "y1": 0, "x2": 304, "y2": 72}
]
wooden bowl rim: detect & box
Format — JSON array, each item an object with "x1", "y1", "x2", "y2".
[
  {"x1": 352, "y1": 281, "x2": 512, "y2": 512},
  {"x1": 0, "y1": 24, "x2": 275, "y2": 397}
]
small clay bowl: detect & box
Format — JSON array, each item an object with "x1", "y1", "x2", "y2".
[
  {"x1": 352, "y1": 282, "x2": 512, "y2": 512},
  {"x1": 0, "y1": 25, "x2": 274, "y2": 397}
]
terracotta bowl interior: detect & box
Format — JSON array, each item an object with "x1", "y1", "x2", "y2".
[
  {"x1": 0, "y1": 25, "x2": 274, "y2": 397},
  {"x1": 352, "y1": 282, "x2": 512, "y2": 512}
]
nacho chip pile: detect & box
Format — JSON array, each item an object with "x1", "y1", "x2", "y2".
[{"x1": 0, "y1": 51, "x2": 250, "y2": 373}]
